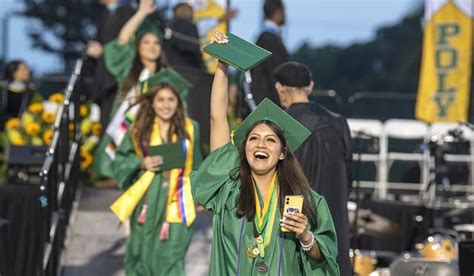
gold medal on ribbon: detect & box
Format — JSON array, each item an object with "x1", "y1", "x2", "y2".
[
  {"x1": 252, "y1": 173, "x2": 279, "y2": 259},
  {"x1": 247, "y1": 244, "x2": 259, "y2": 259}
]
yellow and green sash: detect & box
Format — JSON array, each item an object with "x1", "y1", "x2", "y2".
[
  {"x1": 110, "y1": 118, "x2": 196, "y2": 227},
  {"x1": 253, "y1": 173, "x2": 279, "y2": 258}
]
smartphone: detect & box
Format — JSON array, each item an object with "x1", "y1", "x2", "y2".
[{"x1": 281, "y1": 195, "x2": 304, "y2": 232}]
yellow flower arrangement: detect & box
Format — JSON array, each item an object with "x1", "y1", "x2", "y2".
[
  {"x1": 91, "y1": 122, "x2": 102, "y2": 136},
  {"x1": 82, "y1": 135, "x2": 99, "y2": 152},
  {"x1": 41, "y1": 111, "x2": 56, "y2": 124},
  {"x1": 48, "y1": 92, "x2": 64, "y2": 104},
  {"x1": 28, "y1": 102, "x2": 43, "y2": 114},
  {"x1": 80, "y1": 118, "x2": 91, "y2": 136},
  {"x1": 21, "y1": 112, "x2": 35, "y2": 126},
  {"x1": 24, "y1": 122, "x2": 41, "y2": 136},
  {"x1": 77, "y1": 101, "x2": 102, "y2": 173},
  {"x1": 31, "y1": 136, "x2": 43, "y2": 146},
  {"x1": 43, "y1": 129, "x2": 54, "y2": 145},
  {"x1": 80, "y1": 104, "x2": 89, "y2": 118},
  {"x1": 6, "y1": 128, "x2": 26, "y2": 145},
  {"x1": 80, "y1": 150, "x2": 93, "y2": 170},
  {"x1": 5, "y1": 94, "x2": 103, "y2": 175},
  {"x1": 5, "y1": 118, "x2": 21, "y2": 129}
]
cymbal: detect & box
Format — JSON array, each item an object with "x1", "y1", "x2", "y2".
[{"x1": 349, "y1": 208, "x2": 400, "y2": 237}]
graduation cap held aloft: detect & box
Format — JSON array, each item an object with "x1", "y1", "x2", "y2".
[
  {"x1": 231, "y1": 98, "x2": 311, "y2": 152},
  {"x1": 139, "y1": 69, "x2": 192, "y2": 100}
]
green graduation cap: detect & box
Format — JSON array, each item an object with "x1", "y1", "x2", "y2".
[
  {"x1": 135, "y1": 19, "x2": 164, "y2": 40},
  {"x1": 139, "y1": 69, "x2": 192, "y2": 100},
  {"x1": 231, "y1": 98, "x2": 311, "y2": 152}
]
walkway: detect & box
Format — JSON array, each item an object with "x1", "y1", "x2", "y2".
[{"x1": 62, "y1": 186, "x2": 212, "y2": 276}]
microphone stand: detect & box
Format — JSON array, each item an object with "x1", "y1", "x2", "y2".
[
  {"x1": 161, "y1": 23, "x2": 263, "y2": 112},
  {"x1": 163, "y1": 27, "x2": 201, "y2": 45},
  {"x1": 160, "y1": 19, "x2": 259, "y2": 112},
  {"x1": 350, "y1": 130, "x2": 372, "y2": 276},
  {"x1": 242, "y1": 72, "x2": 257, "y2": 111},
  {"x1": 459, "y1": 121, "x2": 474, "y2": 195}
]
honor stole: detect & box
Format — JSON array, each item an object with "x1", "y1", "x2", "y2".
[
  {"x1": 110, "y1": 118, "x2": 196, "y2": 227},
  {"x1": 253, "y1": 173, "x2": 279, "y2": 258}
]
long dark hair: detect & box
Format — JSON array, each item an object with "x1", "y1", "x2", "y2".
[
  {"x1": 233, "y1": 120, "x2": 317, "y2": 227},
  {"x1": 131, "y1": 84, "x2": 187, "y2": 147},
  {"x1": 121, "y1": 33, "x2": 169, "y2": 100}
]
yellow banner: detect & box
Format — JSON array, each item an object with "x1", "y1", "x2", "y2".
[
  {"x1": 416, "y1": 1, "x2": 472, "y2": 123},
  {"x1": 193, "y1": 0, "x2": 228, "y2": 73}
]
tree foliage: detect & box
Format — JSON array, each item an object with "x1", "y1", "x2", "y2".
[
  {"x1": 292, "y1": 7, "x2": 424, "y2": 100},
  {"x1": 20, "y1": 0, "x2": 102, "y2": 71}
]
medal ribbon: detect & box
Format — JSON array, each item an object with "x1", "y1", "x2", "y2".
[
  {"x1": 165, "y1": 119, "x2": 196, "y2": 226},
  {"x1": 253, "y1": 173, "x2": 279, "y2": 258}
]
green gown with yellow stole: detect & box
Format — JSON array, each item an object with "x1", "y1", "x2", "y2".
[
  {"x1": 113, "y1": 119, "x2": 202, "y2": 276},
  {"x1": 191, "y1": 142, "x2": 340, "y2": 276},
  {"x1": 93, "y1": 38, "x2": 146, "y2": 178},
  {"x1": 93, "y1": 20, "x2": 165, "y2": 178}
]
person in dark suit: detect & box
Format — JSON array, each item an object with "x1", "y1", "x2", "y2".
[
  {"x1": 273, "y1": 61, "x2": 353, "y2": 276},
  {"x1": 251, "y1": 0, "x2": 289, "y2": 106},
  {"x1": 164, "y1": 3, "x2": 203, "y2": 69},
  {"x1": 85, "y1": 0, "x2": 135, "y2": 127}
]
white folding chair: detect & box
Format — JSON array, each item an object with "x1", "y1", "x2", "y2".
[
  {"x1": 347, "y1": 118, "x2": 384, "y2": 193},
  {"x1": 382, "y1": 119, "x2": 430, "y2": 198}
]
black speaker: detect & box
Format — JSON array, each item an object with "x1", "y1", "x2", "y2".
[
  {"x1": 459, "y1": 240, "x2": 474, "y2": 276},
  {"x1": 6, "y1": 145, "x2": 48, "y2": 184}
]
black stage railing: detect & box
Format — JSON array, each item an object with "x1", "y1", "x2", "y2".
[{"x1": 39, "y1": 58, "x2": 82, "y2": 276}]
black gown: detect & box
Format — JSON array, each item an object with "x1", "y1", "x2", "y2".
[
  {"x1": 287, "y1": 102, "x2": 353, "y2": 276},
  {"x1": 0, "y1": 84, "x2": 34, "y2": 130},
  {"x1": 164, "y1": 18, "x2": 203, "y2": 69},
  {"x1": 251, "y1": 31, "x2": 289, "y2": 106}
]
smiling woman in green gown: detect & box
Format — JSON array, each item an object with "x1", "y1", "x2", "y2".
[
  {"x1": 112, "y1": 69, "x2": 202, "y2": 276},
  {"x1": 191, "y1": 31, "x2": 340, "y2": 276},
  {"x1": 93, "y1": 0, "x2": 170, "y2": 181}
]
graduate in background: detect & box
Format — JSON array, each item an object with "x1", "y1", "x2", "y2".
[
  {"x1": 191, "y1": 31, "x2": 339, "y2": 275},
  {"x1": 85, "y1": 0, "x2": 135, "y2": 126},
  {"x1": 112, "y1": 69, "x2": 202, "y2": 275},
  {"x1": 250, "y1": 0, "x2": 289, "y2": 106},
  {"x1": 93, "y1": 0, "x2": 169, "y2": 186},
  {"x1": 165, "y1": 3, "x2": 204, "y2": 69},
  {"x1": 1, "y1": 60, "x2": 36, "y2": 130},
  {"x1": 273, "y1": 61, "x2": 353, "y2": 276}
]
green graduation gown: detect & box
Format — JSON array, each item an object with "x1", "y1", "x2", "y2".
[
  {"x1": 93, "y1": 38, "x2": 159, "y2": 178},
  {"x1": 191, "y1": 143, "x2": 340, "y2": 275},
  {"x1": 113, "y1": 120, "x2": 202, "y2": 276}
]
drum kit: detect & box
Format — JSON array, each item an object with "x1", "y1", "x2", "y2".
[
  {"x1": 348, "y1": 201, "x2": 474, "y2": 276},
  {"x1": 348, "y1": 123, "x2": 474, "y2": 275}
]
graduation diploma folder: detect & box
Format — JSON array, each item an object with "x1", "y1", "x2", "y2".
[
  {"x1": 149, "y1": 142, "x2": 186, "y2": 171},
  {"x1": 202, "y1": 33, "x2": 272, "y2": 72}
]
